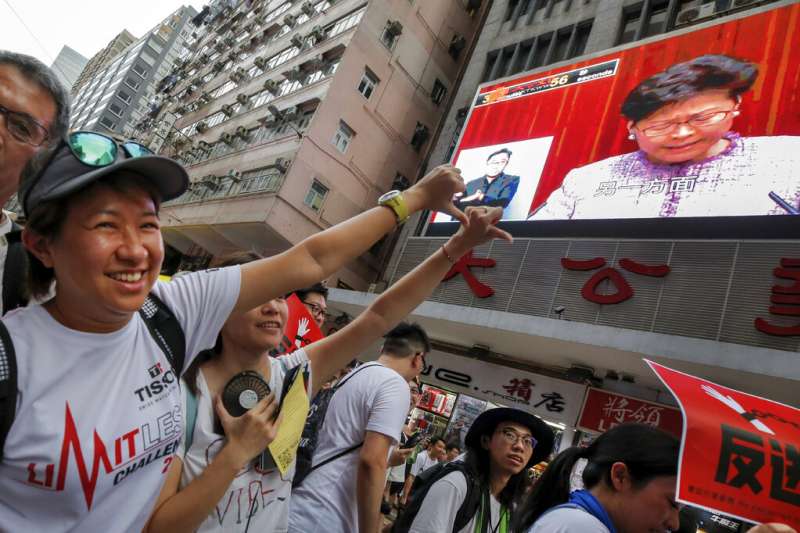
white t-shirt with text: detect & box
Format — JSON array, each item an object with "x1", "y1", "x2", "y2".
[
  {"x1": 179, "y1": 350, "x2": 312, "y2": 533},
  {"x1": 288, "y1": 362, "x2": 410, "y2": 533},
  {"x1": 409, "y1": 471, "x2": 501, "y2": 533},
  {"x1": 0, "y1": 267, "x2": 240, "y2": 532}
]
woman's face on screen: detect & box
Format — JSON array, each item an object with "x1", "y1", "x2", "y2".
[{"x1": 629, "y1": 89, "x2": 739, "y2": 165}]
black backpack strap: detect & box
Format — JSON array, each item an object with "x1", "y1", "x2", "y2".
[
  {"x1": 308, "y1": 441, "x2": 363, "y2": 474},
  {"x1": 453, "y1": 463, "x2": 482, "y2": 532},
  {"x1": 393, "y1": 460, "x2": 480, "y2": 533},
  {"x1": 3, "y1": 227, "x2": 29, "y2": 315},
  {"x1": 138, "y1": 293, "x2": 186, "y2": 376},
  {"x1": 0, "y1": 320, "x2": 18, "y2": 461}
]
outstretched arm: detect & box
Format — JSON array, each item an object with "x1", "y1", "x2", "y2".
[
  {"x1": 235, "y1": 165, "x2": 468, "y2": 312},
  {"x1": 305, "y1": 206, "x2": 511, "y2": 395}
]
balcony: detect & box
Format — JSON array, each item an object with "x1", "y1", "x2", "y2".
[{"x1": 163, "y1": 167, "x2": 284, "y2": 207}]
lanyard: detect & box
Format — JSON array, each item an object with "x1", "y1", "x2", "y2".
[{"x1": 475, "y1": 489, "x2": 509, "y2": 533}]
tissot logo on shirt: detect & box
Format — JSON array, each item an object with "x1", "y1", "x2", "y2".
[
  {"x1": 25, "y1": 402, "x2": 181, "y2": 509},
  {"x1": 148, "y1": 363, "x2": 163, "y2": 378},
  {"x1": 134, "y1": 367, "x2": 177, "y2": 404}
]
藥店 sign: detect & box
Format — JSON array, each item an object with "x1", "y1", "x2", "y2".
[{"x1": 422, "y1": 350, "x2": 586, "y2": 426}]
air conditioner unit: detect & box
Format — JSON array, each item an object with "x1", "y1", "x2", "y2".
[
  {"x1": 235, "y1": 126, "x2": 250, "y2": 140},
  {"x1": 201, "y1": 175, "x2": 221, "y2": 190},
  {"x1": 236, "y1": 93, "x2": 250, "y2": 105},
  {"x1": 284, "y1": 14, "x2": 298, "y2": 27},
  {"x1": 220, "y1": 132, "x2": 236, "y2": 145},
  {"x1": 385, "y1": 20, "x2": 403, "y2": 36},
  {"x1": 675, "y1": 2, "x2": 716, "y2": 25},
  {"x1": 224, "y1": 35, "x2": 236, "y2": 47},
  {"x1": 301, "y1": 1, "x2": 316, "y2": 16},
  {"x1": 274, "y1": 157, "x2": 290, "y2": 171},
  {"x1": 195, "y1": 120, "x2": 209, "y2": 133},
  {"x1": 175, "y1": 104, "x2": 188, "y2": 114},
  {"x1": 198, "y1": 92, "x2": 212, "y2": 105},
  {"x1": 290, "y1": 34, "x2": 305, "y2": 49},
  {"x1": 254, "y1": 56, "x2": 268, "y2": 69},
  {"x1": 198, "y1": 140, "x2": 212, "y2": 151},
  {"x1": 261, "y1": 78, "x2": 278, "y2": 94},
  {"x1": 282, "y1": 106, "x2": 300, "y2": 121},
  {"x1": 308, "y1": 26, "x2": 327, "y2": 43},
  {"x1": 221, "y1": 104, "x2": 236, "y2": 117},
  {"x1": 227, "y1": 169, "x2": 243, "y2": 182},
  {"x1": 213, "y1": 61, "x2": 226, "y2": 72}
]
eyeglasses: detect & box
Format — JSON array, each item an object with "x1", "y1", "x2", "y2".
[
  {"x1": 416, "y1": 352, "x2": 428, "y2": 369},
  {"x1": 499, "y1": 428, "x2": 537, "y2": 450},
  {"x1": 302, "y1": 301, "x2": 327, "y2": 319},
  {"x1": 636, "y1": 108, "x2": 738, "y2": 138},
  {"x1": 0, "y1": 104, "x2": 50, "y2": 146},
  {"x1": 68, "y1": 131, "x2": 153, "y2": 166}
]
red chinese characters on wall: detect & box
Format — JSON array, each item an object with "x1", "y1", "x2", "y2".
[
  {"x1": 442, "y1": 250, "x2": 496, "y2": 298},
  {"x1": 754, "y1": 258, "x2": 800, "y2": 337},
  {"x1": 560, "y1": 257, "x2": 671, "y2": 304}
]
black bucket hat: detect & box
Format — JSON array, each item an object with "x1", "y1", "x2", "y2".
[
  {"x1": 20, "y1": 141, "x2": 188, "y2": 216},
  {"x1": 465, "y1": 407, "x2": 555, "y2": 466}
]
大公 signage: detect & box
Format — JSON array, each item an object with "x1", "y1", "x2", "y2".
[{"x1": 421, "y1": 350, "x2": 586, "y2": 426}]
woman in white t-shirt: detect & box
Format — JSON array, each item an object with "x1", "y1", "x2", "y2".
[
  {"x1": 142, "y1": 215, "x2": 512, "y2": 532},
  {"x1": 0, "y1": 131, "x2": 473, "y2": 532},
  {"x1": 514, "y1": 424, "x2": 680, "y2": 533}
]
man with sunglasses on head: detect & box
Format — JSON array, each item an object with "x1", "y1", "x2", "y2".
[
  {"x1": 394, "y1": 407, "x2": 554, "y2": 533},
  {"x1": 289, "y1": 322, "x2": 432, "y2": 533},
  {"x1": 0, "y1": 51, "x2": 69, "y2": 314}
]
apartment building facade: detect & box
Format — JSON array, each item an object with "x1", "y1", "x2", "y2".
[
  {"x1": 71, "y1": 30, "x2": 137, "y2": 95},
  {"x1": 68, "y1": 7, "x2": 197, "y2": 136},
  {"x1": 145, "y1": 0, "x2": 488, "y2": 285}
]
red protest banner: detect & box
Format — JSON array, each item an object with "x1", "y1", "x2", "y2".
[
  {"x1": 646, "y1": 360, "x2": 800, "y2": 529},
  {"x1": 577, "y1": 387, "x2": 682, "y2": 437},
  {"x1": 270, "y1": 294, "x2": 324, "y2": 356}
]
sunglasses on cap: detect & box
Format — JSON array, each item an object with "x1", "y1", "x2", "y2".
[
  {"x1": 20, "y1": 130, "x2": 188, "y2": 217},
  {"x1": 66, "y1": 131, "x2": 154, "y2": 165}
]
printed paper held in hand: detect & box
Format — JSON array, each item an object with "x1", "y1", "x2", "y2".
[{"x1": 268, "y1": 372, "x2": 310, "y2": 475}]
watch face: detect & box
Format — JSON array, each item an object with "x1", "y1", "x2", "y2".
[{"x1": 380, "y1": 190, "x2": 400, "y2": 203}]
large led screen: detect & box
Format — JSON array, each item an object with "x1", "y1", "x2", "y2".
[{"x1": 429, "y1": 3, "x2": 800, "y2": 239}]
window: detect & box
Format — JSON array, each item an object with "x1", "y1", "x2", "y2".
[
  {"x1": 551, "y1": 28, "x2": 572, "y2": 63},
  {"x1": 99, "y1": 116, "x2": 116, "y2": 130},
  {"x1": 327, "y1": 8, "x2": 365, "y2": 38},
  {"x1": 380, "y1": 20, "x2": 402, "y2": 50},
  {"x1": 304, "y1": 180, "x2": 329, "y2": 212},
  {"x1": 124, "y1": 77, "x2": 140, "y2": 90},
  {"x1": 252, "y1": 89, "x2": 274, "y2": 108},
  {"x1": 643, "y1": 0, "x2": 670, "y2": 38},
  {"x1": 117, "y1": 90, "x2": 132, "y2": 104},
  {"x1": 132, "y1": 63, "x2": 148, "y2": 78},
  {"x1": 108, "y1": 102, "x2": 124, "y2": 117},
  {"x1": 212, "y1": 81, "x2": 236, "y2": 98},
  {"x1": 431, "y1": 79, "x2": 447, "y2": 105},
  {"x1": 618, "y1": 5, "x2": 642, "y2": 44},
  {"x1": 504, "y1": 0, "x2": 520, "y2": 21},
  {"x1": 357, "y1": 69, "x2": 379, "y2": 99},
  {"x1": 331, "y1": 120, "x2": 354, "y2": 153},
  {"x1": 570, "y1": 22, "x2": 593, "y2": 59}
]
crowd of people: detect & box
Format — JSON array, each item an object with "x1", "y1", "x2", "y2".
[{"x1": 0, "y1": 50, "x2": 796, "y2": 533}]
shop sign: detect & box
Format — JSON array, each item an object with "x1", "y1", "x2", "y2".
[
  {"x1": 577, "y1": 387, "x2": 682, "y2": 436},
  {"x1": 422, "y1": 350, "x2": 586, "y2": 426},
  {"x1": 647, "y1": 360, "x2": 800, "y2": 529}
]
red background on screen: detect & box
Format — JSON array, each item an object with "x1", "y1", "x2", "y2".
[{"x1": 455, "y1": 4, "x2": 800, "y2": 215}]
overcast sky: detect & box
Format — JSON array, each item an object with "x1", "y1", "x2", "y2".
[{"x1": 0, "y1": 0, "x2": 207, "y2": 66}]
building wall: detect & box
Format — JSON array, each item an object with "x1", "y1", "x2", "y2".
[
  {"x1": 151, "y1": 0, "x2": 489, "y2": 287},
  {"x1": 69, "y1": 7, "x2": 196, "y2": 136},
  {"x1": 71, "y1": 30, "x2": 137, "y2": 95},
  {"x1": 50, "y1": 46, "x2": 88, "y2": 92}
]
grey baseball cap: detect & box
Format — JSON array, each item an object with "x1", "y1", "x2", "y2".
[{"x1": 20, "y1": 142, "x2": 189, "y2": 216}]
